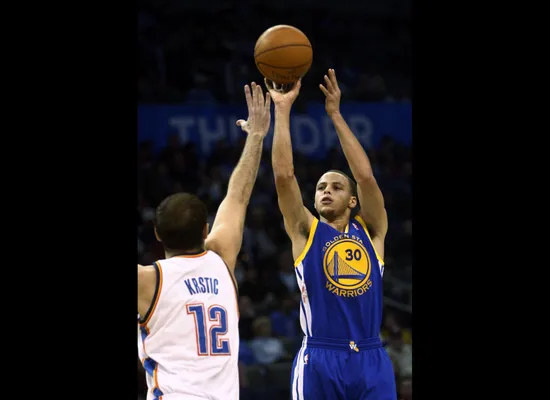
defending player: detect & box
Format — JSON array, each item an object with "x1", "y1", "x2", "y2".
[
  {"x1": 137, "y1": 82, "x2": 271, "y2": 400},
  {"x1": 266, "y1": 70, "x2": 397, "y2": 400}
]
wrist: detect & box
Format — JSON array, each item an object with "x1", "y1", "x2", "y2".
[
  {"x1": 328, "y1": 110, "x2": 342, "y2": 120},
  {"x1": 248, "y1": 132, "x2": 265, "y2": 140},
  {"x1": 275, "y1": 103, "x2": 292, "y2": 115}
]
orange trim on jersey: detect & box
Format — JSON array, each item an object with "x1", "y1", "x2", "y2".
[
  {"x1": 354, "y1": 215, "x2": 384, "y2": 264},
  {"x1": 217, "y1": 254, "x2": 240, "y2": 320},
  {"x1": 139, "y1": 262, "x2": 164, "y2": 327},
  {"x1": 153, "y1": 364, "x2": 163, "y2": 400},
  {"x1": 140, "y1": 325, "x2": 150, "y2": 360},
  {"x1": 140, "y1": 324, "x2": 164, "y2": 399},
  {"x1": 231, "y1": 278, "x2": 240, "y2": 319},
  {"x1": 174, "y1": 251, "x2": 208, "y2": 258}
]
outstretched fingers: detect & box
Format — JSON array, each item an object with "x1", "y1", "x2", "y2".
[
  {"x1": 244, "y1": 84, "x2": 253, "y2": 111},
  {"x1": 328, "y1": 69, "x2": 339, "y2": 90},
  {"x1": 291, "y1": 79, "x2": 302, "y2": 94},
  {"x1": 264, "y1": 91, "x2": 271, "y2": 113},
  {"x1": 250, "y1": 82, "x2": 258, "y2": 109},
  {"x1": 323, "y1": 74, "x2": 334, "y2": 93},
  {"x1": 264, "y1": 78, "x2": 272, "y2": 92},
  {"x1": 255, "y1": 82, "x2": 264, "y2": 109}
]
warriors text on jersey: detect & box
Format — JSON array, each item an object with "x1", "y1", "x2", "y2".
[
  {"x1": 138, "y1": 251, "x2": 239, "y2": 400},
  {"x1": 294, "y1": 215, "x2": 385, "y2": 340}
]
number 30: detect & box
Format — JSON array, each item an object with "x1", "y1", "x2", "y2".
[
  {"x1": 345, "y1": 249, "x2": 362, "y2": 261},
  {"x1": 186, "y1": 304, "x2": 231, "y2": 356}
]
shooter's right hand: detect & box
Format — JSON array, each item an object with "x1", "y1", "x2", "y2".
[{"x1": 264, "y1": 78, "x2": 301, "y2": 112}]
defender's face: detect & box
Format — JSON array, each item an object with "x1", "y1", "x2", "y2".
[{"x1": 314, "y1": 172, "x2": 356, "y2": 219}]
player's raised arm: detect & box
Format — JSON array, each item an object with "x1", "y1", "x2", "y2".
[
  {"x1": 265, "y1": 79, "x2": 314, "y2": 252},
  {"x1": 205, "y1": 82, "x2": 271, "y2": 272},
  {"x1": 320, "y1": 69, "x2": 388, "y2": 256}
]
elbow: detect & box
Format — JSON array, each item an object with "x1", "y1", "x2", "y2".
[
  {"x1": 224, "y1": 187, "x2": 251, "y2": 206},
  {"x1": 227, "y1": 192, "x2": 250, "y2": 206},
  {"x1": 274, "y1": 170, "x2": 295, "y2": 186},
  {"x1": 356, "y1": 173, "x2": 376, "y2": 186},
  {"x1": 273, "y1": 166, "x2": 295, "y2": 182},
  {"x1": 272, "y1": 158, "x2": 294, "y2": 176}
]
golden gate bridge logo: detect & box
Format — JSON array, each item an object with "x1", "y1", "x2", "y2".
[
  {"x1": 326, "y1": 251, "x2": 366, "y2": 282},
  {"x1": 323, "y1": 239, "x2": 372, "y2": 297}
]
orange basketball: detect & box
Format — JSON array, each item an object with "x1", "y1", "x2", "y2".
[{"x1": 254, "y1": 25, "x2": 313, "y2": 85}]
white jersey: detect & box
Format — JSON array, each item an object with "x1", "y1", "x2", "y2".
[{"x1": 138, "y1": 251, "x2": 240, "y2": 400}]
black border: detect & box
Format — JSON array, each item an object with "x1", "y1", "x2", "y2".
[
  {"x1": 22, "y1": 2, "x2": 137, "y2": 397},
  {"x1": 410, "y1": 0, "x2": 518, "y2": 396}
]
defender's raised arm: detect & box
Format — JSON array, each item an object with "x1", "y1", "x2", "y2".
[{"x1": 206, "y1": 82, "x2": 271, "y2": 271}]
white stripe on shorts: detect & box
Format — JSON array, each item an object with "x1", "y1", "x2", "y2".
[{"x1": 292, "y1": 337, "x2": 308, "y2": 400}]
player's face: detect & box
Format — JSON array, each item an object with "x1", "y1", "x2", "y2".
[{"x1": 314, "y1": 172, "x2": 356, "y2": 220}]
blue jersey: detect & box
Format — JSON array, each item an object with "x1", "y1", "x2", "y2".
[{"x1": 294, "y1": 215, "x2": 385, "y2": 340}]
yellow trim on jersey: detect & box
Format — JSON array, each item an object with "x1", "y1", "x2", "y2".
[
  {"x1": 354, "y1": 215, "x2": 384, "y2": 265},
  {"x1": 294, "y1": 218, "x2": 319, "y2": 267},
  {"x1": 139, "y1": 262, "x2": 164, "y2": 327}
]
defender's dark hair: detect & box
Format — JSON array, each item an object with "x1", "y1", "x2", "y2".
[
  {"x1": 154, "y1": 193, "x2": 207, "y2": 251},
  {"x1": 326, "y1": 169, "x2": 358, "y2": 197}
]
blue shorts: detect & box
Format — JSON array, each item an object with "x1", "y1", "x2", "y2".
[{"x1": 290, "y1": 336, "x2": 397, "y2": 400}]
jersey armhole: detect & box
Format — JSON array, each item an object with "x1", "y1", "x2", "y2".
[
  {"x1": 139, "y1": 261, "x2": 164, "y2": 326},
  {"x1": 220, "y1": 257, "x2": 240, "y2": 319},
  {"x1": 294, "y1": 218, "x2": 319, "y2": 268},
  {"x1": 354, "y1": 215, "x2": 384, "y2": 266}
]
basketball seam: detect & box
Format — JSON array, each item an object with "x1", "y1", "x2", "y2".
[
  {"x1": 254, "y1": 25, "x2": 308, "y2": 51},
  {"x1": 254, "y1": 43, "x2": 312, "y2": 59},
  {"x1": 256, "y1": 59, "x2": 312, "y2": 70}
]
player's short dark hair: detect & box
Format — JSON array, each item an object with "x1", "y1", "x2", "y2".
[
  {"x1": 326, "y1": 169, "x2": 358, "y2": 197},
  {"x1": 154, "y1": 193, "x2": 207, "y2": 251}
]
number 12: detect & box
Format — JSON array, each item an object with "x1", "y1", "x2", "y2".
[{"x1": 186, "y1": 304, "x2": 231, "y2": 356}]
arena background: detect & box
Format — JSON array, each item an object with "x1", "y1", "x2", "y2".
[{"x1": 138, "y1": 0, "x2": 412, "y2": 398}]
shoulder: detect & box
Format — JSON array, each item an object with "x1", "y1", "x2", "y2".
[
  {"x1": 205, "y1": 236, "x2": 238, "y2": 271},
  {"x1": 138, "y1": 264, "x2": 158, "y2": 288},
  {"x1": 206, "y1": 250, "x2": 239, "y2": 285},
  {"x1": 356, "y1": 212, "x2": 388, "y2": 241},
  {"x1": 205, "y1": 250, "x2": 229, "y2": 267},
  {"x1": 305, "y1": 217, "x2": 321, "y2": 238},
  {"x1": 293, "y1": 217, "x2": 321, "y2": 266},
  {"x1": 138, "y1": 263, "x2": 156, "y2": 275},
  {"x1": 353, "y1": 215, "x2": 369, "y2": 233}
]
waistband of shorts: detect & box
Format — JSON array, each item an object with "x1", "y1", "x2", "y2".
[{"x1": 303, "y1": 336, "x2": 382, "y2": 351}]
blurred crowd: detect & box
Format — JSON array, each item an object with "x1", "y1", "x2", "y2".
[
  {"x1": 137, "y1": 135, "x2": 412, "y2": 399},
  {"x1": 138, "y1": 0, "x2": 411, "y2": 107}
]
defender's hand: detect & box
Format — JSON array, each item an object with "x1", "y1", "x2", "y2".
[
  {"x1": 236, "y1": 82, "x2": 271, "y2": 137},
  {"x1": 264, "y1": 78, "x2": 301, "y2": 112},
  {"x1": 319, "y1": 69, "x2": 341, "y2": 117}
]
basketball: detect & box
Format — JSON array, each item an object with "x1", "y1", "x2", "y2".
[{"x1": 254, "y1": 25, "x2": 313, "y2": 85}]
